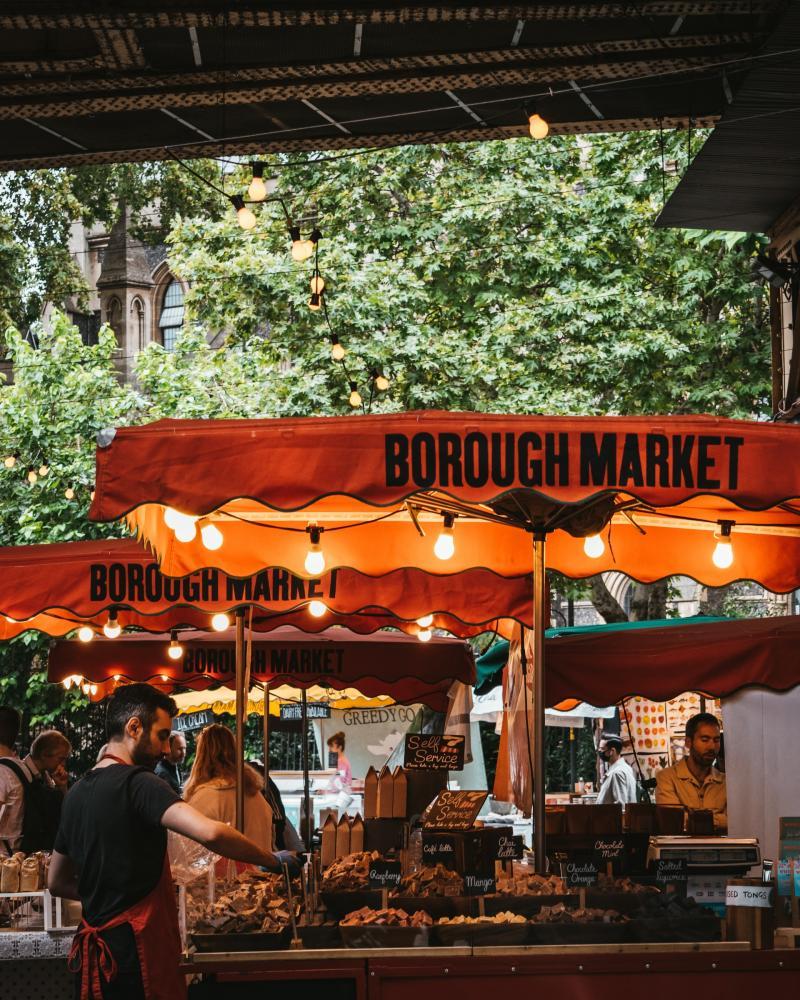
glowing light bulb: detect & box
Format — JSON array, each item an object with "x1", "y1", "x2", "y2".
[
  {"x1": 583, "y1": 534, "x2": 605, "y2": 559},
  {"x1": 81, "y1": 682, "x2": 90, "y2": 695},
  {"x1": 291, "y1": 238, "x2": 314, "y2": 262},
  {"x1": 417, "y1": 629, "x2": 432, "y2": 643},
  {"x1": 164, "y1": 507, "x2": 197, "y2": 533},
  {"x1": 417, "y1": 614, "x2": 434, "y2": 629},
  {"x1": 310, "y1": 274, "x2": 325, "y2": 295},
  {"x1": 434, "y1": 514, "x2": 455, "y2": 561},
  {"x1": 304, "y1": 526, "x2": 325, "y2": 576},
  {"x1": 375, "y1": 374, "x2": 390, "y2": 391},
  {"x1": 331, "y1": 337, "x2": 345, "y2": 362},
  {"x1": 113, "y1": 674, "x2": 120, "y2": 682},
  {"x1": 90, "y1": 684, "x2": 97, "y2": 696},
  {"x1": 247, "y1": 164, "x2": 267, "y2": 202},
  {"x1": 712, "y1": 536, "x2": 734, "y2": 569},
  {"x1": 211, "y1": 612, "x2": 230, "y2": 632},
  {"x1": 349, "y1": 383, "x2": 362, "y2": 408},
  {"x1": 308, "y1": 600, "x2": 328, "y2": 618},
  {"x1": 103, "y1": 614, "x2": 121, "y2": 639},
  {"x1": 309, "y1": 293, "x2": 322, "y2": 311},
  {"x1": 27, "y1": 468, "x2": 38, "y2": 484},
  {"x1": 174, "y1": 518, "x2": 198, "y2": 543},
  {"x1": 62, "y1": 677, "x2": 72, "y2": 690},
  {"x1": 64, "y1": 487, "x2": 75, "y2": 500},
  {"x1": 168, "y1": 633, "x2": 184, "y2": 660},
  {"x1": 38, "y1": 464, "x2": 49, "y2": 477},
  {"x1": 201, "y1": 522, "x2": 223, "y2": 550},
  {"x1": 78, "y1": 626, "x2": 94, "y2": 643},
  {"x1": 161, "y1": 674, "x2": 168, "y2": 682},
  {"x1": 231, "y1": 194, "x2": 256, "y2": 231},
  {"x1": 3, "y1": 454, "x2": 16, "y2": 469},
  {"x1": 528, "y1": 113, "x2": 549, "y2": 139}
]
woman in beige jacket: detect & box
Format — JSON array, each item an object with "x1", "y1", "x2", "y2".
[{"x1": 183, "y1": 724, "x2": 274, "y2": 849}]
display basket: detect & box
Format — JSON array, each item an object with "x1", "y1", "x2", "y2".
[
  {"x1": 483, "y1": 893, "x2": 577, "y2": 917},
  {"x1": 321, "y1": 890, "x2": 382, "y2": 918},
  {"x1": 190, "y1": 927, "x2": 291, "y2": 953},
  {"x1": 339, "y1": 923, "x2": 431, "y2": 948},
  {"x1": 434, "y1": 919, "x2": 529, "y2": 948},
  {"x1": 390, "y1": 895, "x2": 475, "y2": 919}
]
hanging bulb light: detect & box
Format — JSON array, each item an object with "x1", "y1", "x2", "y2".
[
  {"x1": 304, "y1": 525, "x2": 325, "y2": 576},
  {"x1": 90, "y1": 684, "x2": 98, "y2": 696},
  {"x1": 308, "y1": 292, "x2": 322, "y2": 312},
  {"x1": 160, "y1": 674, "x2": 169, "y2": 682},
  {"x1": 310, "y1": 274, "x2": 325, "y2": 295},
  {"x1": 201, "y1": 522, "x2": 223, "y2": 550},
  {"x1": 330, "y1": 335, "x2": 346, "y2": 362},
  {"x1": 113, "y1": 674, "x2": 121, "y2": 682},
  {"x1": 289, "y1": 226, "x2": 314, "y2": 262},
  {"x1": 3, "y1": 453, "x2": 17, "y2": 469},
  {"x1": 27, "y1": 468, "x2": 38, "y2": 485},
  {"x1": 247, "y1": 163, "x2": 267, "y2": 202},
  {"x1": 230, "y1": 194, "x2": 256, "y2": 231},
  {"x1": 375, "y1": 372, "x2": 390, "y2": 392},
  {"x1": 81, "y1": 682, "x2": 91, "y2": 696},
  {"x1": 211, "y1": 612, "x2": 230, "y2": 632},
  {"x1": 526, "y1": 105, "x2": 549, "y2": 139},
  {"x1": 417, "y1": 614, "x2": 434, "y2": 629},
  {"x1": 308, "y1": 600, "x2": 328, "y2": 618},
  {"x1": 348, "y1": 382, "x2": 362, "y2": 408},
  {"x1": 64, "y1": 487, "x2": 75, "y2": 500},
  {"x1": 103, "y1": 612, "x2": 122, "y2": 639},
  {"x1": 78, "y1": 625, "x2": 94, "y2": 643},
  {"x1": 38, "y1": 464, "x2": 49, "y2": 477},
  {"x1": 168, "y1": 631, "x2": 184, "y2": 660},
  {"x1": 62, "y1": 676, "x2": 73, "y2": 690},
  {"x1": 417, "y1": 629, "x2": 432, "y2": 643},
  {"x1": 434, "y1": 514, "x2": 456, "y2": 561},
  {"x1": 712, "y1": 521, "x2": 734, "y2": 569},
  {"x1": 583, "y1": 534, "x2": 605, "y2": 559}
]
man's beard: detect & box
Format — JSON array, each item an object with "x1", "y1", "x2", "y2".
[{"x1": 131, "y1": 731, "x2": 160, "y2": 769}]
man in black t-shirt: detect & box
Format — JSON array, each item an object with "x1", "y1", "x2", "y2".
[{"x1": 48, "y1": 683, "x2": 299, "y2": 1000}]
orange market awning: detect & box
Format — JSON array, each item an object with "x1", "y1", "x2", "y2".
[
  {"x1": 172, "y1": 685, "x2": 396, "y2": 718},
  {"x1": 91, "y1": 412, "x2": 800, "y2": 590}
]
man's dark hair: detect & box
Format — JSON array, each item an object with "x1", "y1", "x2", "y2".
[
  {"x1": 601, "y1": 733, "x2": 623, "y2": 752},
  {"x1": 0, "y1": 706, "x2": 21, "y2": 748},
  {"x1": 106, "y1": 684, "x2": 177, "y2": 740},
  {"x1": 686, "y1": 712, "x2": 720, "y2": 741}
]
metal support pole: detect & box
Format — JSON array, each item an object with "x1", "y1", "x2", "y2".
[
  {"x1": 532, "y1": 531, "x2": 547, "y2": 873},
  {"x1": 234, "y1": 610, "x2": 245, "y2": 833},
  {"x1": 301, "y1": 688, "x2": 311, "y2": 850},
  {"x1": 263, "y1": 682, "x2": 270, "y2": 786},
  {"x1": 569, "y1": 727, "x2": 577, "y2": 792}
]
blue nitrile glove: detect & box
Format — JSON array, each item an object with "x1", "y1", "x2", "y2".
[{"x1": 274, "y1": 850, "x2": 302, "y2": 877}]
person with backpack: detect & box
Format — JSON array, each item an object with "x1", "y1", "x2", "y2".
[{"x1": 0, "y1": 726, "x2": 71, "y2": 854}]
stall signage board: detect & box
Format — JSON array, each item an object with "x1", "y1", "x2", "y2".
[
  {"x1": 368, "y1": 860, "x2": 402, "y2": 890},
  {"x1": 404, "y1": 734, "x2": 465, "y2": 770},
  {"x1": 423, "y1": 790, "x2": 488, "y2": 831},
  {"x1": 422, "y1": 834, "x2": 457, "y2": 869},
  {"x1": 496, "y1": 835, "x2": 524, "y2": 861},
  {"x1": 726, "y1": 884, "x2": 773, "y2": 909},
  {"x1": 173, "y1": 710, "x2": 214, "y2": 733},
  {"x1": 280, "y1": 702, "x2": 331, "y2": 721},
  {"x1": 592, "y1": 838, "x2": 625, "y2": 865},
  {"x1": 564, "y1": 861, "x2": 599, "y2": 888},
  {"x1": 463, "y1": 871, "x2": 496, "y2": 896},
  {"x1": 655, "y1": 859, "x2": 688, "y2": 885}
]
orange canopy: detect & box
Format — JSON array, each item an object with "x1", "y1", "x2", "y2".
[
  {"x1": 90, "y1": 411, "x2": 800, "y2": 590},
  {"x1": 0, "y1": 538, "x2": 531, "y2": 640}
]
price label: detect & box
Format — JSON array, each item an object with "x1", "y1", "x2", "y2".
[
  {"x1": 422, "y1": 834, "x2": 457, "y2": 869},
  {"x1": 593, "y1": 838, "x2": 625, "y2": 861},
  {"x1": 463, "y1": 872, "x2": 496, "y2": 896},
  {"x1": 496, "y1": 835, "x2": 524, "y2": 861},
  {"x1": 404, "y1": 734, "x2": 465, "y2": 770},
  {"x1": 655, "y1": 858, "x2": 688, "y2": 885},
  {"x1": 726, "y1": 884, "x2": 773, "y2": 909},
  {"x1": 564, "y1": 861, "x2": 599, "y2": 888},
  {"x1": 368, "y1": 860, "x2": 402, "y2": 890}
]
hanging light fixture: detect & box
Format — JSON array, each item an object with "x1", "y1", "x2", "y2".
[
  {"x1": 62, "y1": 676, "x2": 73, "y2": 690},
  {"x1": 525, "y1": 103, "x2": 549, "y2": 139},
  {"x1": 712, "y1": 521, "x2": 735, "y2": 569},
  {"x1": 330, "y1": 335, "x2": 346, "y2": 362},
  {"x1": 374, "y1": 371, "x2": 390, "y2": 392},
  {"x1": 89, "y1": 684, "x2": 98, "y2": 696},
  {"x1": 289, "y1": 225, "x2": 315, "y2": 262},
  {"x1": 38, "y1": 464, "x2": 49, "y2": 477},
  {"x1": 309, "y1": 292, "x2": 322, "y2": 312},
  {"x1": 211, "y1": 612, "x2": 230, "y2": 632},
  {"x1": 349, "y1": 382, "x2": 362, "y2": 408},
  {"x1": 26, "y1": 468, "x2": 38, "y2": 485},
  {"x1": 304, "y1": 525, "x2": 326, "y2": 576},
  {"x1": 434, "y1": 514, "x2": 456, "y2": 561},
  {"x1": 64, "y1": 487, "x2": 75, "y2": 500},
  {"x1": 416, "y1": 614, "x2": 434, "y2": 629},
  {"x1": 230, "y1": 195, "x2": 256, "y2": 231},
  {"x1": 583, "y1": 534, "x2": 605, "y2": 559},
  {"x1": 3, "y1": 453, "x2": 17, "y2": 469},
  {"x1": 417, "y1": 629, "x2": 432, "y2": 643},
  {"x1": 103, "y1": 612, "x2": 122, "y2": 639},
  {"x1": 78, "y1": 626, "x2": 94, "y2": 643},
  {"x1": 200, "y1": 522, "x2": 223, "y2": 550},
  {"x1": 310, "y1": 274, "x2": 325, "y2": 295},
  {"x1": 308, "y1": 600, "x2": 328, "y2": 618},
  {"x1": 247, "y1": 163, "x2": 267, "y2": 202},
  {"x1": 168, "y1": 630, "x2": 184, "y2": 660}
]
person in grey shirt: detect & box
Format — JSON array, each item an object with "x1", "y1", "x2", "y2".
[
  {"x1": 595, "y1": 735, "x2": 638, "y2": 805},
  {"x1": 154, "y1": 732, "x2": 186, "y2": 795}
]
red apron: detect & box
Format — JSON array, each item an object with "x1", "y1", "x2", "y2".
[{"x1": 68, "y1": 853, "x2": 186, "y2": 1000}]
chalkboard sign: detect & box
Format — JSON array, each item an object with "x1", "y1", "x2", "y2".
[
  {"x1": 563, "y1": 861, "x2": 599, "y2": 888},
  {"x1": 422, "y1": 790, "x2": 488, "y2": 831},
  {"x1": 592, "y1": 837, "x2": 625, "y2": 867},
  {"x1": 368, "y1": 860, "x2": 403, "y2": 890},
  {"x1": 173, "y1": 710, "x2": 214, "y2": 733},
  {"x1": 496, "y1": 834, "x2": 524, "y2": 861},
  {"x1": 280, "y1": 702, "x2": 331, "y2": 721},
  {"x1": 463, "y1": 871, "x2": 496, "y2": 896},
  {"x1": 655, "y1": 858, "x2": 688, "y2": 885},
  {"x1": 422, "y1": 833, "x2": 457, "y2": 869},
  {"x1": 404, "y1": 734, "x2": 465, "y2": 770}
]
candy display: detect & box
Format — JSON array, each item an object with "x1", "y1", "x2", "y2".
[
  {"x1": 495, "y1": 871, "x2": 567, "y2": 896},
  {"x1": 321, "y1": 852, "x2": 377, "y2": 892},
  {"x1": 531, "y1": 904, "x2": 627, "y2": 924},
  {"x1": 189, "y1": 870, "x2": 297, "y2": 934},
  {"x1": 438, "y1": 912, "x2": 526, "y2": 926},
  {"x1": 341, "y1": 907, "x2": 432, "y2": 928},
  {"x1": 396, "y1": 864, "x2": 464, "y2": 897}
]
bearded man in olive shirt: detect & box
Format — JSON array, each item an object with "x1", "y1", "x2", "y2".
[{"x1": 656, "y1": 712, "x2": 727, "y2": 832}]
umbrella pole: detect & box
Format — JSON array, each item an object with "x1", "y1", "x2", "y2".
[
  {"x1": 532, "y1": 530, "x2": 547, "y2": 874},
  {"x1": 301, "y1": 688, "x2": 311, "y2": 851},
  {"x1": 235, "y1": 610, "x2": 245, "y2": 833},
  {"x1": 263, "y1": 681, "x2": 270, "y2": 786}
]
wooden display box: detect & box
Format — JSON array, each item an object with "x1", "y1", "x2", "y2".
[
  {"x1": 364, "y1": 818, "x2": 409, "y2": 855},
  {"x1": 422, "y1": 827, "x2": 513, "y2": 878}
]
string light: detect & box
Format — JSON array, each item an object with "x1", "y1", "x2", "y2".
[
  {"x1": 330, "y1": 335, "x2": 346, "y2": 362},
  {"x1": 168, "y1": 631, "x2": 184, "y2": 660},
  {"x1": 417, "y1": 614, "x2": 434, "y2": 629},
  {"x1": 165, "y1": 506, "x2": 199, "y2": 543},
  {"x1": 712, "y1": 521, "x2": 734, "y2": 569},
  {"x1": 103, "y1": 612, "x2": 121, "y2": 639},
  {"x1": 113, "y1": 674, "x2": 121, "y2": 682},
  {"x1": 3, "y1": 453, "x2": 17, "y2": 469},
  {"x1": 90, "y1": 684, "x2": 98, "y2": 696},
  {"x1": 247, "y1": 163, "x2": 267, "y2": 202},
  {"x1": 38, "y1": 464, "x2": 49, "y2": 477},
  {"x1": 417, "y1": 629, "x2": 432, "y2": 643},
  {"x1": 289, "y1": 225, "x2": 315, "y2": 262},
  {"x1": 62, "y1": 676, "x2": 73, "y2": 690},
  {"x1": 526, "y1": 105, "x2": 549, "y2": 139},
  {"x1": 230, "y1": 195, "x2": 256, "y2": 231},
  {"x1": 434, "y1": 514, "x2": 456, "y2": 561},
  {"x1": 78, "y1": 626, "x2": 94, "y2": 643},
  {"x1": 583, "y1": 534, "x2": 605, "y2": 559},
  {"x1": 200, "y1": 522, "x2": 223, "y2": 550},
  {"x1": 374, "y1": 371, "x2": 390, "y2": 392},
  {"x1": 64, "y1": 487, "x2": 75, "y2": 500},
  {"x1": 211, "y1": 612, "x2": 230, "y2": 632},
  {"x1": 308, "y1": 600, "x2": 328, "y2": 618},
  {"x1": 304, "y1": 525, "x2": 325, "y2": 576},
  {"x1": 81, "y1": 682, "x2": 91, "y2": 695},
  {"x1": 309, "y1": 292, "x2": 322, "y2": 311},
  {"x1": 310, "y1": 274, "x2": 325, "y2": 295},
  {"x1": 348, "y1": 382, "x2": 362, "y2": 408},
  {"x1": 27, "y1": 468, "x2": 38, "y2": 485}
]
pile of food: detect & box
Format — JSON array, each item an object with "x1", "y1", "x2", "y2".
[
  {"x1": 189, "y1": 870, "x2": 296, "y2": 934},
  {"x1": 531, "y1": 903, "x2": 627, "y2": 924},
  {"x1": 0, "y1": 851, "x2": 48, "y2": 892},
  {"x1": 396, "y1": 864, "x2": 464, "y2": 897},
  {"x1": 495, "y1": 871, "x2": 567, "y2": 896},
  {"x1": 321, "y1": 852, "x2": 377, "y2": 892},
  {"x1": 438, "y1": 912, "x2": 526, "y2": 926},
  {"x1": 341, "y1": 907, "x2": 432, "y2": 927},
  {"x1": 594, "y1": 874, "x2": 659, "y2": 894}
]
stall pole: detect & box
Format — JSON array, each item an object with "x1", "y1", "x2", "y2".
[
  {"x1": 234, "y1": 610, "x2": 246, "y2": 833},
  {"x1": 263, "y1": 681, "x2": 270, "y2": 786},
  {"x1": 532, "y1": 530, "x2": 547, "y2": 873},
  {"x1": 301, "y1": 687, "x2": 311, "y2": 851}
]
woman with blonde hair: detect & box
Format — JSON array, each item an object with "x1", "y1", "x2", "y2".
[{"x1": 183, "y1": 724, "x2": 274, "y2": 850}]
